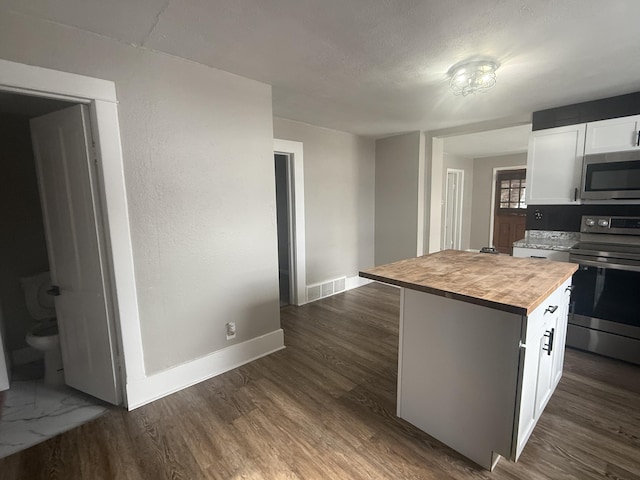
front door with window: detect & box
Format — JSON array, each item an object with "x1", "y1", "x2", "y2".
[{"x1": 493, "y1": 169, "x2": 527, "y2": 255}]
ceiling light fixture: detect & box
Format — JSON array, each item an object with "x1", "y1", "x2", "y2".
[{"x1": 448, "y1": 60, "x2": 499, "y2": 96}]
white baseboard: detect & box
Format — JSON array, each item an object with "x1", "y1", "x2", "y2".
[
  {"x1": 125, "y1": 329, "x2": 285, "y2": 410},
  {"x1": 345, "y1": 275, "x2": 373, "y2": 291},
  {"x1": 304, "y1": 275, "x2": 373, "y2": 305}
]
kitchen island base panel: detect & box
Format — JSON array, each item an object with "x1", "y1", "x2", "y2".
[{"x1": 398, "y1": 288, "x2": 523, "y2": 471}]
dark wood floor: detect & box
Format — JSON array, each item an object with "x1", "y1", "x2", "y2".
[{"x1": 1, "y1": 283, "x2": 639, "y2": 479}]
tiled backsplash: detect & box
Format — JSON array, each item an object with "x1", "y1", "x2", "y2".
[{"x1": 526, "y1": 204, "x2": 640, "y2": 232}]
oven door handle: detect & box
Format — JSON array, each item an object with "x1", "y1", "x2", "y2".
[{"x1": 570, "y1": 257, "x2": 640, "y2": 273}]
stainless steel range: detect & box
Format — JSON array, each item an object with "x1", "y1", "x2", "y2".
[{"x1": 568, "y1": 215, "x2": 640, "y2": 365}]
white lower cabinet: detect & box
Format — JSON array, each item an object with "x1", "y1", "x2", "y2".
[
  {"x1": 397, "y1": 278, "x2": 572, "y2": 471},
  {"x1": 514, "y1": 281, "x2": 568, "y2": 460}
]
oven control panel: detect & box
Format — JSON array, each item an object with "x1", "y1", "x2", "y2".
[{"x1": 581, "y1": 216, "x2": 640, "y2": 235}]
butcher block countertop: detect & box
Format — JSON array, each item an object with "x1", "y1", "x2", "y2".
[{"x1": 359, "y1": 250, "x2": 578, "y2": 315}]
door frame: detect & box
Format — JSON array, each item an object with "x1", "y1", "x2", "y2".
[
  {"x1": 442, "y1": 168, "x2": 464, "y2": 250},
  {"x1": 0, "y1": 59, "x2": 144, "y2": 406},
  {"x1": 274, "y1": 139, "x2": 307, "y2": 305},
  {"x1": 489, "y1": 165, "x2": 527, "y2": 248}
]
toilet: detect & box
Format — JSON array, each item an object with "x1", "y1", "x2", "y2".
[{"x1": 20, "y1": 272, "x2": 64, "y2": 386}]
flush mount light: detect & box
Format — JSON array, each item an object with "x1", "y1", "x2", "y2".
[{"x1": 448, "y1": 60, "x2": 499, "y2": 96}]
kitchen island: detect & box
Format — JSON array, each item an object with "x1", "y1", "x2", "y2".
[{"x1": 360, "y1": 250, "x2": 578, "y2": 471}]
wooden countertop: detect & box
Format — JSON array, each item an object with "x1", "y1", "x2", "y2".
[{"x1": 359, "y1": 250, "x2": 578, "y2": 315}]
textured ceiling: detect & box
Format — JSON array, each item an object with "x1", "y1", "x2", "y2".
[{"x1": 3, "y1": 0, "x2": 640, "y2": 136}]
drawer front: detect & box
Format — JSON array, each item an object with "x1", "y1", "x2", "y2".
[{"x1": 512, "y1": 247, "x2": 569, "y2": 262}]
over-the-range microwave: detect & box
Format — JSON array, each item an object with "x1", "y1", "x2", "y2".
[{"x1": 581, "y1": 150, "x2": 640, "y2": 200}]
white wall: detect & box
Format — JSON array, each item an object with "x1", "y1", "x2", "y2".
[
  {"x1": 0, "y1": 12, "x2": 280, "y2": 375},
  {"x1": 442, "y1": 153, "x2": 474, "y2": 250},
  {"x1": 374, "y1": 132, "x2": 423, "y2": 265},
  {"x1": 273, "y1": 118, "x2": 375, "y2": 284},
  {"x1": 469, "y1": 153, "x2": 527, "y2": 249},
  {"x1": 0, "y1": 113, "x2": 50, "y2": 353}
]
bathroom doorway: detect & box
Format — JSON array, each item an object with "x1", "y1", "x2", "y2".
[
  {"x1": 0, "y1": 93, "x2": 72, "y2": 376},
  {"x1": 0, "y1": 95, "x2": 114, "y2": 458},
  {"x1": 0, "y1": 93, "x2": 120, "y2": 405},
  {"x1": 0, "y1": 77, "x2": 131, "y2": 405}
]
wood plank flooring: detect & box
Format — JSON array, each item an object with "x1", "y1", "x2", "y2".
[{"x1": 1, "y1": 283, "x2": 639, "y2": 479}]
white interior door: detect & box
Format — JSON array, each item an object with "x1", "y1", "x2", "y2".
[{"x1": 30, "y1": 105, "x2": 120, "y2": 405}]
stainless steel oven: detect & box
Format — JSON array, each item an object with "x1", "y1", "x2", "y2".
[
  {"x1": 581, "y1": 151, "x2": 640, "y2": 200},
  {"x1": 568, "y1": 215, "x2": 640, "y2": 365}
]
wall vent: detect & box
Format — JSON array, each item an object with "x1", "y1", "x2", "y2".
[
  {"x1": 307, "y1": 284, "x2": 322, "y2": 302},
  {"x1": 306, "y1": 276, "x2": 348, "y2": 303},
  {"x1": 321, "y1": 281, "x2": 334, "y2": 297}
]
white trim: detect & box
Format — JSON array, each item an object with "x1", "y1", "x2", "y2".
[
  {"x1": 428, "y1": 137, "x2": 445, "y2": 253},
  {"x1": 306, "y1": 275, "x2": 373, "y2": 304},
  {"x1": 126, "y1": 329, "x2": 285, "y2": 410},
  {"x1": 0, "y1": 59, "x2": 117, "y2": 103},
  {"x1": 489, "y1": 166, "x2": 526, "y2": 248},
  {"x1": 0, "y1": 59, "x2": 143, "y2": 406},
  {"x1": 0, "y1": 324, "x2": 8, "y2": 391},
  {"x1": 443, "y1": 168, "x2": 464, "y2": 250},
  {"x1": 396, "y1": 288, "x2": 405, "y2": 416},
  {"x1": 416, "y1": 133, "x2": 426, "y2": 256},
  {"x1": 274, "y1": 139, "x2": 307, "y2": 306},
  {"x1": 345, "y1": 275, "x2": 373, "y2": 291}
]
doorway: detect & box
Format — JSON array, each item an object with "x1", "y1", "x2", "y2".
[
  {"x1": 491, "y1": 168, "x2": 527, "y2": 255},
  {"x1": 0, "y1": 58, "x2": 144, "y2": 409},
  {"x1": 273, "y1": 139, "x2": 307, "y2": 306},
  {"x1": 0, "y1": 96, "x2": 113, "y2": 458},
  {"x1": 274, "y1": 154, "x2": 292, "y2": 306},
  {"x1": 0, "y1": 95, "x2": 120, "y2": 401},
  {"x1": 443, "y1": 169, "x2": 464, "y2": 250}
]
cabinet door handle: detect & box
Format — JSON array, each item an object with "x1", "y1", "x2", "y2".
[
  {"x1": 637, "y1": 130, "x2": 640, "y2": 147},
  {"x1": 543, "y1": 328, "x2": 555, "y2": 355},
  {"x1": 574, "y1": 187, "x2": 578, "y2": 202},
  {"x1": 530, "y1": 255, "x2": 546, "y2": 259},
  {"x1": 545, "y1": 305, "x2": 558, "y2": 314},
  {"x1": 565, "y1": 285, "x2": 574, "y2": 293}
]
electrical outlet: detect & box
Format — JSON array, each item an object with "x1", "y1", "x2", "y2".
[{"x1": 226, "y1": 322, "x2": 236, "y2": 340}]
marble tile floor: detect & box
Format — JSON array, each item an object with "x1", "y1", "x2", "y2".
[{"x1": 0, "y1": 361, "x2": 110, "y2": 459}]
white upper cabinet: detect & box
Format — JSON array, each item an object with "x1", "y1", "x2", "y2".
[
  {"x1": 526, "y1": 124, "x2": 586, "y2": 205},
  {"x1": 585, "y1": 115, "x2": 640, "y2": 154}
]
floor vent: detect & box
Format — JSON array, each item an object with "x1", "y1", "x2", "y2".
[{"x1": 307, "y1": 276, "x2": 347, "y2": 303}]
